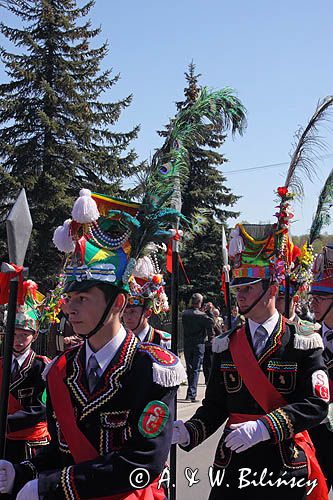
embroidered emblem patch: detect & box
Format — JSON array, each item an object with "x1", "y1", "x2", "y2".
[
  {"x1": 138, "y1": 400, "x2": 169, "y2": 438},
  {"x1": 139, "y1": 343, "x2": 178, "y2": 366},
  {"x1": 312, "y1": 370, "x2": 330, "y2": 402}
]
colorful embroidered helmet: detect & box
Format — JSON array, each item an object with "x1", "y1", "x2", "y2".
[
  {"x1": 229, "y1": 187, "x2": 300, "y2": 288},
  {"x1": 15, "y1": 280, "x2": 44, "y2": 332},
  {"x1": 310, "y1": 245, "x2": 333, "y2": 295},
  {"x1": 128, "y1": 256, "x2": 169, "y2": 314},
  {"x1": 53, "y1": 189, "x2": 183, "y2": 294}
]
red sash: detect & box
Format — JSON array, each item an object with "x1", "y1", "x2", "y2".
[
  {"x1": 48, "y1": 354, "x2": 165, "y2": 500},
  {"x1": 0, "y1": 364, "x2": 50, "y2": 442},
  {"x1": 229, "y1": 325, "x2": 328, "y2": 500}
]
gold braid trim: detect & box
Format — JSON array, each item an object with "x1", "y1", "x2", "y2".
[{"x1": 277, "y1": 408, "x2": 294, "y2": 439}]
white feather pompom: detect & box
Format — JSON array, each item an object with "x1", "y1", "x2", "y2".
[
  {"x1": 229, "y1": 227, "x2": 245, "y2": 258},
  {"x1": 53, "y1": 219, "x2": 76, "y2": 253},
  {"x1": 133, "y1": 256, "x2": 155, "y2": 279},
  {"x1": 72, "y1": 188, "x2": 100, "y2": 223}
]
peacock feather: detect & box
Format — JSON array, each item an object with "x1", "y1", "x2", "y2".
[
  {"x1": 285, "y1": 96, "x2": 333, "y2": 196},
  {"x1": 148, "y1": 86, "x2": 247, "y2": 199},
  {"x1": 309, "y1": 168, "x2": 333, "y2": 245}
]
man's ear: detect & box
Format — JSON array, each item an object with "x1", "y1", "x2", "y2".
[
  {"x1": 293, "y1": 294, "x2": 299, "y2": 304},
  {"x1": 112, "y1": 293, "x2": 126, "y2": 313},
  {"x1": 270, "y1": 284, "x2": 278, "y2": 297},
  {"x1": 144, "y1": 308, "x2": 153, "y2": 320}
]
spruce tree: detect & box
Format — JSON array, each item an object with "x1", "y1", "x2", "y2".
[
  {"x1": 158, "y1": 62, "x2": 242, "y2": 306},
  {"x1": 0, "y1": 0, "x2": 138, "y2": 285}
]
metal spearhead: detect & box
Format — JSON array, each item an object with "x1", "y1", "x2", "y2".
[
  {"x1": 222, "y1": 226, "x2": 230, "y2": 283},
  {"x1": 6, "y1": 189, "x2": 32, "y2": 265}
]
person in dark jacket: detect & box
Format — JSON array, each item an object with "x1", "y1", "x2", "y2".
[
  {"x1": 0, "y1": 280, "x2": 50, "y2": 465},
  {"x1": 182, "y1": 293, "x2": 214, "y2": 401},
  {"x1": 173, "y1": 223, "x2": 329, "y2": 500}
]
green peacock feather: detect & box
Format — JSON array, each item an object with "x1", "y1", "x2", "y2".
[
  {"x1": 148, "y1": 86, "x2": 247, "y2": 198},
  {"x1": 309, "y1": 168, "x2": 333, "y2": 245}
]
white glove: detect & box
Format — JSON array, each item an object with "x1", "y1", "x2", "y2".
[
  {"x1": 224, "y1": 420, "x2": 270, "y2": 453},
  {"x1": 0, "y1": 459, "x2": 15, "y2": 494},
  {"x1": 16, "y1": 479, "x2": 39, "y2": 500},
  {"x1": 172, "y1": 419, "x2": 190, "y2": 446}
]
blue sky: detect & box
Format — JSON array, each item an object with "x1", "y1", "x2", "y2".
[{"x1": 2, "y1": 0, "x2": 333, "y2": 235}]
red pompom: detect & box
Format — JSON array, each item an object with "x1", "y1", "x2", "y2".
[{"x1": 277, "y1": 186, "x2": 288, "y2": 197}]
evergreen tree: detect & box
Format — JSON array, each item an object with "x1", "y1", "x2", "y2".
[
  {"x1": 0, "y1": 0, "x2": 138, "y2": 285},
  {"x1": 158, "y1": 62, "x2": 243, "y2": 306}
]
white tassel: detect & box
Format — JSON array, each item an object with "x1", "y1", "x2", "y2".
[
  {"x1": 152, "y1": 360, "x2": 187, "y2": 387},
  {"x1": 212, "y1": 333, "x2": 230, "y2": 353},
  {"x1": 72, "y1": 188, "x2": 100, "y2": 224},
  {"x1": 53, "y1": 219, "x2": 76, "y2": 253},
  {"x1": 294, "y1": 332, "x2": 323, "y2": 350},
  {"x1": 229, "y1": 227, "x2": 245, "y2": 258}
]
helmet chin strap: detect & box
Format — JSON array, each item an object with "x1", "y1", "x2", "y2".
[
  {"x1": 238, "y1": 283, "x2": 270, "y2": 316},
  {"x1": 132, "y1": 307, "x2": 146, "y2": 334},
  {"x1": 13, "y1": 340, "x2": 34, "y2": 355},
  {"x1": 318, "y1": 299, "x2": 333, "y2": 324},
  {"x1": 78, "y1": 296, "x2": 116, "y2": 340}
]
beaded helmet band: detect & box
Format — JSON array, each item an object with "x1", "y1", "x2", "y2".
[{"x1": 310, "y1": 245, "x2": 333, "y2": 295}]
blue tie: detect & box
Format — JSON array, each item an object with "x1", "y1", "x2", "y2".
[{"x1": 87, "y1": 354, "x2": 99, "y2": 393}]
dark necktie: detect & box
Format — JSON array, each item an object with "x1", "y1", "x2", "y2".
[
  {"x1": 87, "y1": 354, "x2": 99, "y2": 393},
  {"x1": 253, "y1": 325, "x2": 268, "y2": 358},
  {"x1": 326, "y1": 330, "x2": 333, "y2": 342},
  {"x1": 11, "y1": 358, "x2": 19, "y2": 381}
]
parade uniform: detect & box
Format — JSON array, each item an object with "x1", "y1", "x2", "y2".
[
  {"x1": 0, "y1": 349, "x2": 50, "y2": 463},
  {"x1": 308, "y1": 325, "x2": 333, "y2": 490},
  {"x1": 137, "y1": 324, "x2": 171, "y2": 350},
  {"x1": 0, "y1": 279, "x2": 50, "y2": 464},
  {"x1": 12, "y1": 329, "x2": 184, "y2": 499},
  {"x1": 5, "y1": 189, "x2": 186, "y2": 499},
  {"x1": 181, "y1": 316, "x2": 328, "y2": 500},
  {"x1": 307, "y1": 246, "x2": 333, "y2": 491},
  {"x1": 173, "y1": 220, "x2": 329, "y2": 500}
]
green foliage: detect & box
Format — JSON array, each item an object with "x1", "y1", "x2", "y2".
[
  {"x1": 0, "y1": 0, "x2": 138, "y2": 287},
  {"x1": 292, "y1": 234, "x2": 333, "y2": 254}
]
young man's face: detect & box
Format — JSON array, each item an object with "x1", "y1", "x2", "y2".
[
  {"x1": 309, "y1": 294, "x2": 333, "y2": 323},
  {"x1": 13, "y1": 328, "x2": 36, "y2": 353},
  {"x1": 67, "y1": 286, "x2": 109, "y2": 335},
  {"x1": 123, "y1": 305, "x2": 147, "y2": 333},
  {"x1": 235, "y1": 281, "x2": 268, "y2": 316}
]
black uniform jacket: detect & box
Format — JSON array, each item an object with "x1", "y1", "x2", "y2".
[
  {"x1": 13, "y1": 331, "x2": 185, "y2": 499},
  {"x1": 181, "y1": 316, "x2": 328, "y2": 476},
  {"x1": 1, "y1": 349, "x2": 50, "y2": 439}
]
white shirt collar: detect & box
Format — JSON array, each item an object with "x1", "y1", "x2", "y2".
[
  {"x1": 137, "y1": 323, "x2": 150, "y2": 342},
  {"x1": 85, "y1": 325, "x2": 127, "y2": 375},
  {"x1": 12, "y1": 349, "x2": 31, "y2": 368},
  {"x1": 248, "y1": 310, "x2": 280, "y2": 342}
]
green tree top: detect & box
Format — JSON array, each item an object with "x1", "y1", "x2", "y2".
[{"x1": 0, "y1": 0, "x2": 139, "y2": 285}]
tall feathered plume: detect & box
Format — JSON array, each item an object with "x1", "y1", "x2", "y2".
[
  {"x1": 285, "y1": 96, "x2": 333, "y2": 196},
  {"x1": 147, "y1": 86, "x2": 247, "y2": 200},
  {"x1": 309, "y1": 168, "x2": 333, "y2": 245}
]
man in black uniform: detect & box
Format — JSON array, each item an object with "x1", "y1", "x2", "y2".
[
  {"x1": 0, "y1": 280, "x2": 50, "y2": 464},
  {"x1": 308, "y1": 244, "x2": 333, "y2": 492},
  {"x1": 173, "y1": 223, "x2": 329, "y2": 500},
  {"x1": 0, "y1": 190, "x2": 186, "y2": 499},
  {"x1": 123, "y1": 257, "x2": 171, "y2": 349}
]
